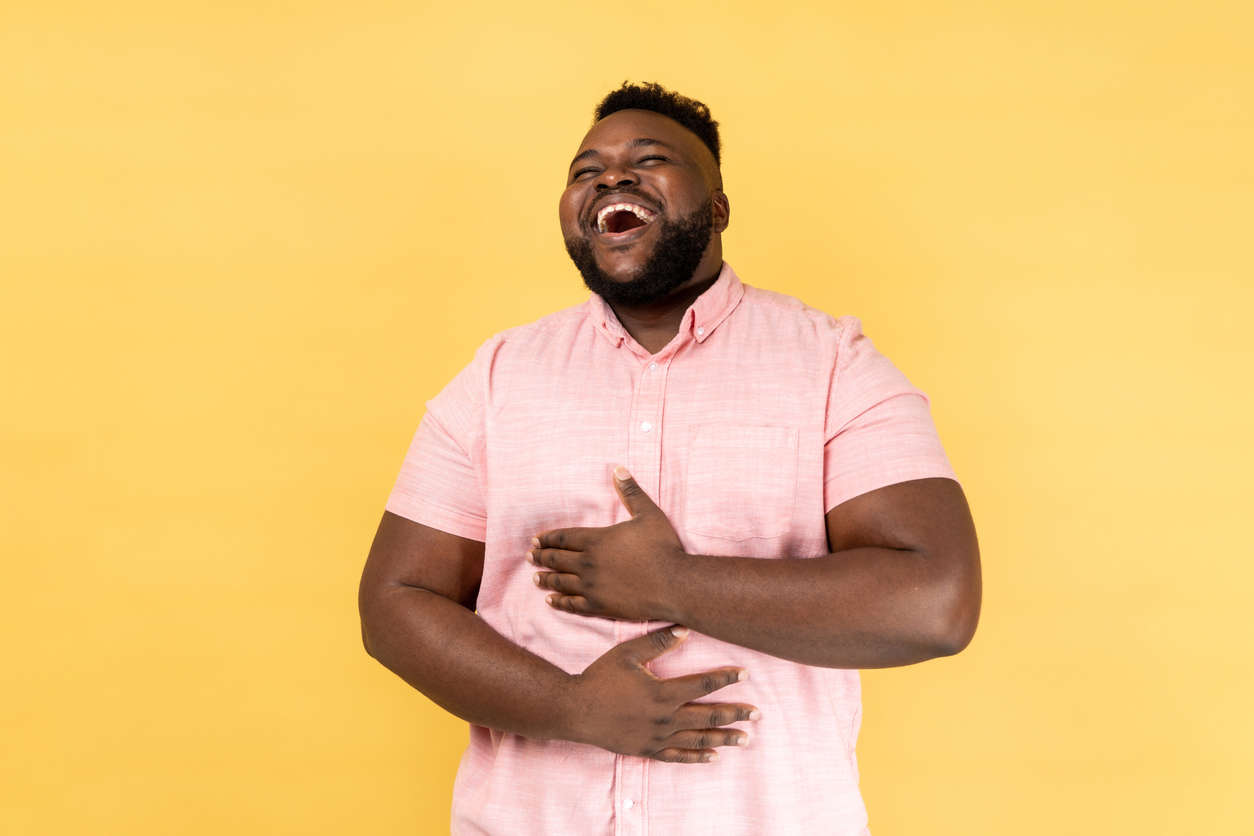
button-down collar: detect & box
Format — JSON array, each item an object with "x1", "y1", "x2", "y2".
[{"x1": 586, "y1": 261, "x2": 745, "y2": 353}]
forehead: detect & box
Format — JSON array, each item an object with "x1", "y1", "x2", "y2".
[{"x1": 574, "y1": 109, "x2": 710, "y2": 163}]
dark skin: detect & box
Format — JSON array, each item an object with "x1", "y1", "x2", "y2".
[
  {"x1": 531, "y1": 468, "x2": 980, "y2": 669},
  {"x1": 558, "y1": 109, "x2": 730, "y2": 354},
  {"x1": 359, "y1": 108, "x2": 981, "y2": 764}
]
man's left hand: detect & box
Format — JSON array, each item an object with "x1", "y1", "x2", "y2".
[{"x1": 529, "y1": 466, "x2": 684, "y2": 622}]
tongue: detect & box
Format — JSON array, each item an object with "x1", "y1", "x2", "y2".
[{"x1": 607, "y1": 210, "x2": 647, "y2": 234}]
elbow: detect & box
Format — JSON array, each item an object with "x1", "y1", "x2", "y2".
[
  {"x1": 927, "y1": 552, "x2": 982, "y2": 658},
  {"x1": 360, "y1": 615, "x2": 378, "y2": 660},
  {"x1": 932, "y1": 602, "x2": 978, "y2": 657},
  {"x1": 359, "y1": 597, "x2": 398, "y2": 664},
  {"x1": 358, "y1": 578, "x2": 384, "y2": 660}
]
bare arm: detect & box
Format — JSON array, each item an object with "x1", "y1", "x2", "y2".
[
  {"x1": 358, "y1": 513, "x2": 573, "y2": 739},
  {"x1": 532, "y1": 474, "x2": 982, "y2": 669},
  {"x1": 662, "y1": 478, "x2": 980, "y2": 668},
  {"x1": 358, "y1": 512, "x2": 759, "y2": 761}
]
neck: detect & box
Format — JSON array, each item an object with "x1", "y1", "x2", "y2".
[{"x1": 608, "y1": 259, "x2": 722, "y2": 355}]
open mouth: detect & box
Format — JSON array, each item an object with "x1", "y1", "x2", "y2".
[{"x1": 595, "y1": 202, "x2": 656, "y2": 235}]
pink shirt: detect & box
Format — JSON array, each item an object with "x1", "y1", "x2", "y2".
[{"x1": 386, "y1": 263, "x2": 955, "y2": 835}]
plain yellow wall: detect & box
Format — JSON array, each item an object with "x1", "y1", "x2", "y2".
[{"x1": 3, "y1": 1, "x2": 1251, "y2": 833}]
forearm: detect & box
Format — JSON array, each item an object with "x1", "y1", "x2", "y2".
[
  {"x1": 360, "y1": 584, "x2": 578, "y2": 741},
  {"x1": 660, "y1": 546, "x2": 978, "y2": 669}
]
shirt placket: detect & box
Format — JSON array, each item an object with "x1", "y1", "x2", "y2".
[{"x1": 613, "y1": 354, "x2": 670, "y2": 836}]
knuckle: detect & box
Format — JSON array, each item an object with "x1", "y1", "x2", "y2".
[
  {"x1": 707, "y1": 709, "x2": 723, "y2": 727},
  {"x1": 700, "y1": 675, "x2": 717, "y2": 693}
]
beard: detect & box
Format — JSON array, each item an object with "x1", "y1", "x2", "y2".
[{"x1": 564, "y1": 196, "x2": 714, "y2": 307}]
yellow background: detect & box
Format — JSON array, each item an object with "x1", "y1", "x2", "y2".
[{"x1": 3, "y1": 1, "x2": 1251, "y2": 833}]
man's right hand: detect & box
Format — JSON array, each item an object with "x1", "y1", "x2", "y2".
[{"x1": 568, "y1": 625, "x2": 759, "y2": 763}]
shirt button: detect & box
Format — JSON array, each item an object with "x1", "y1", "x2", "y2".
[
  {"x1": 648, "y1": 362, "x2": 657, "y2": 371},
  {"x1": 623, "y1": 799, "x2": 635, "y2": 810},
  {"x1": 639, "y1": 421, "x2": 653, "y2": 433}
]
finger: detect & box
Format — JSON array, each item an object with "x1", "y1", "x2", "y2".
[
  {"x1": 546, "y1": 594, "x2": 594, "y2": 614},
  {"x1": 528, "y1": 547, "x2": 583, "y2": 573},
  {"x1": 614, "y1": 625, "x2": 689, "y2": 666},
  {"x1": 533, "y1": 527, "x2": 595, "y2": 551},
  {"x1": 651, "y1": 747, "x2": 719, "y2": 764},
  {"x1": 660, "y1": 667, "x2": 747, "y2": 703},
  {"x1": 663, "y1": 728, "x2": 751, "y2": 750},
  {"x1": 612, "y1": 466, "x2": 661, "y2": 518},
  {"x1": 533, "y1": 571, "x2": 582, "y2": 594},
  {"x1": 671, "y1": 702, "x2": 761, "y2": 731}
]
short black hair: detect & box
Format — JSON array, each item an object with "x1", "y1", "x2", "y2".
[{"x1": 594, "y1": 81, "x2": 721, "y2": 166}]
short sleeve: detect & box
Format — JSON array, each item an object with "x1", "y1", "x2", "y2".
[
  {"x1": 823, "y1": 317, "x2": 957, "y2": 513},
  {"x1": 384, "y1": 338, "x2": 500, "y2": 541}
]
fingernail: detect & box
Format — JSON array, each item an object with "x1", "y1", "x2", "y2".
[
  {"x1": 533, "y1": 574, "x2": 542, "y2": 586},
  {"x1": 737, "y1": 670, "x2": 749, "y2": 682},
  {"x1": 705, "y1": 752, "x2": 718, "y2": 762},
  {"x1": 525, "y1": 551, "x2": 534, "y2": 563},
  {"x1": 737, "y1": 734, "x2": 751, "y2": 746},
  {"x1": 749, "y1": 709, "x2": 761, "y2": 721},
  {"x1": 670, "y1": 626, "x2": 689, "y2": 638},
  {"x1": 530, "y1": 537, "x2": 540, "y2": 548},
  {"x1": 613, "y1": 465, "x2": 630, "y2": 481}
]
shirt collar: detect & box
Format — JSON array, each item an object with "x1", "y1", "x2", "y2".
[{"x1": 587, "y1": 261, "x2": 745, "y2": 351}]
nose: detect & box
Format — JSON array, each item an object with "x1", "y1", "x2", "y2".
[{"x1": 595, "y1": 166, "x2": 636, "y2": 191}]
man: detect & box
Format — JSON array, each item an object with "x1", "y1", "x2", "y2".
[{"x1": 359, "y1": 82, "x2": 981, "y2": 835}]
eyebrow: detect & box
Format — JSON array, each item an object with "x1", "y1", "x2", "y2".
[{"x1": 569, "y1": 138, "x2": 676, "y2": 169}]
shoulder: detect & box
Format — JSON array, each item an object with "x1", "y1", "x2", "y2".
[
  {"x1": 494, "y1": 299, "x2": 590, "y2": 345},
  {"x1": 457, "y1": 298, "x2": 593, "y2": 380},
  {"x1": 738, "y1": 281, "x2": 865, "y2": 350}
]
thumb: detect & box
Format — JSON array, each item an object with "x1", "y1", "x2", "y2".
[
  {"x1": 612, "y1": 465, "x2": 659, "y2": 517},
  {"x1": 617, "y1": 625, "x2": 689, "y2": 666}
]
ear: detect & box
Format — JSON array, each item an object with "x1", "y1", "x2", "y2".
[{"x1": 712, "y1": 190, "x2": 730, "y2": 234}]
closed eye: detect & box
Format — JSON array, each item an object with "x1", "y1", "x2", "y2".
[
  {"x1": 571, "y1": 167, "x2": 600, "y2": 180},
  {"x1": 638, "y1": 155, "x2": 668, "y2": 164}
]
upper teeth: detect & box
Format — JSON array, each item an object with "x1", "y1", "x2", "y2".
[{"x1": 596, "y1": 202, "x2": 655, "y2": 233}]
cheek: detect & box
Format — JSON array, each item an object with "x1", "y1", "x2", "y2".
[{"x1": 558, "y1": 190, "x2": 583, "y2": 233}]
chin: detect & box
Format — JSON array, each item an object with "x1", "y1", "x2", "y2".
[
  {"x1": 590, "y1": 248, "x2": 651, "y2": 280},
  {"x1": 595, "y1": 259, "x2": 649, "y2": 284}
]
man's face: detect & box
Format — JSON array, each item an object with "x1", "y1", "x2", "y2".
[{"x1": 559, "y1": 109, "x2": 729, "y2": 306}]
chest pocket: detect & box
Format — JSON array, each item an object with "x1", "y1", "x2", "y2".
[{"x1": 683, "y1": 424, "x2": 798, "y2": 542}]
